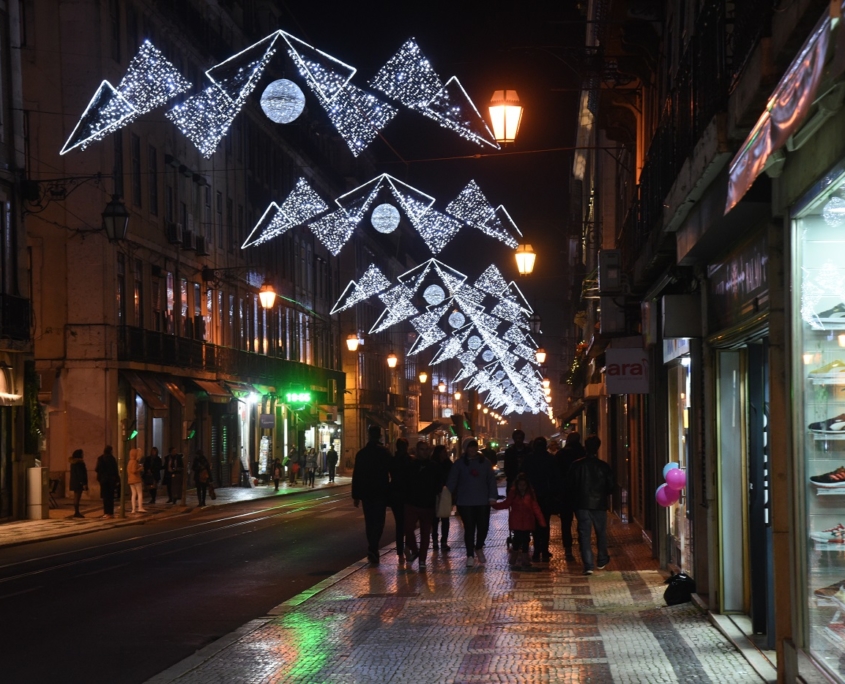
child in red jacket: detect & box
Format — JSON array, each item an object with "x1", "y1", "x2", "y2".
[{"x1": 493, "y1": 474, "x2": 546, "y2": 570}]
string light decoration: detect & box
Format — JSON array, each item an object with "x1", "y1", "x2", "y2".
[
  {"x1": 168, "y1": 34, "x2": 278, "y2": 157},
  {"x1": 318, "y1": 82, "x2": 398, "y2": 157},
  {"x1": 331, "y1": 264, "x2": 392, "y2": 315},
  {"x1": 408, "y1": 304, "x2": 449, "y2": 355},
  {"x1": 412, "y1": 208, "x2": 463, "y2": 254},
  {"x1": 279, "y1": 31, "x2": 356, "y2": 102},
  {"x1": 243, "y1": 178, "x2": 329, "y2": 248},
  {"x1": 371, "y1": 284, "x2": 419, "y2": 333},
  {"x1": 309, "y1": 209, "x2": 360, "y2": 256},
  {"x1": 61, "y1": 40, "x2": 191, "y2": 155},
  {"x1": 446, "y1": 181, "x2": 520, "y2": 248},
  {"x1": 472, "y1": 264, "x2": 510, "y2": 296},
  {"x1": 371, "y1": 39, "x2": 499, "y2": 150}
]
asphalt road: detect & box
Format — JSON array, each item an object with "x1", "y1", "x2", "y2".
[{"x1": 0, "y1": 485, "x2": 388, "y2": 684}]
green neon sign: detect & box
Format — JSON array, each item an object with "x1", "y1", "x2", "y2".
[{"x1": 285, "y1": 391, "x2": 312, "y2": 403}]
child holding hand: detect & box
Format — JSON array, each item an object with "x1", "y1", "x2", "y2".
[{"x1": 493, "y1": 473, "x2": 546, "y2": 570}]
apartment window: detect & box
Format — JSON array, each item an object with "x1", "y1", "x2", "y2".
[
  {"x1": 148, "y1": 146, "x2": 158, "y2": 216},
  {"x1": 117, "y1": 253, "x2": 126, "y2": 325},
  {"x1": 131, "y1": 133, "x2": 141, "y2": 207},
  {"x1": 229, "y1": 294, "x2": 235, "y2": 348},
  {"x1": 180, "y1": 278, "x2": 188, "y2": 337},
  {"x1": 165, "y1": 185, "x2": 173, "y2": 222},
  {"x1": 226, "y1": 197, "x2": 234, "y2": 253},
  {"x1": 193, "y1": 282, "x2": 202, "y2": 340},
  {"x1": 165, "y1": 272, "x2": 174, "y2": 333},
  {"x1": 151, "y1": 274, "x2": 162, "y2": 332},
  {"x1": 180, "y1": 202, "x2": 187, "y2": 231},
  {"x1": 216, "y1": 191, "x2": 223, "y2": 247},
  {"x1": 133, "y1": 259, "x2": 143, "y2": 328},
  {"x1": 239, "y1": 298, "x2": 247, "y2": 350},
  {"x1": 238, "y1": 204, "x2": 244, "y2": 249},
  {"x1": 109, "y1": 0, "x2": 121, "y2": 62},
  {"x1": 253, "y1": 294, "x2": 259, "y2": 353},
  {"x1": 217, "y1": 290, "x2": 223, "y2": 346}
]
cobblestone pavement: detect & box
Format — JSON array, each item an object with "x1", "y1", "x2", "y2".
[
  {"x1": 152, "y1": 508, "x2": 764, "y2": 684},
  {"x1": 0, "y1": 476, "x2": 351, "y2": 549}
]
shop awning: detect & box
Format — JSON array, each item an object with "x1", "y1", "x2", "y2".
[
  {"x1": 224, "y1": 381, "x2": 257, "y2": 398},
  {"x1": 418, "y1": 420, "x2": 450, "y2": 436},
  {"x1": 163, "y1": 379, "x2": 186, "y2": 406},
  {"x1": 384, "y1": 409, "x2": 405, "y2": 426},
  {"x1": 558, "y1": 400, "x2": 585, "y2": 426},
  {"x1": 365, "y1": 411, "x2": 389, "y2": 430},
  {"x1": 190, "y1": 379, "x2": 232, "y2": 403},
  {"x1": 122, "y1": 370, "x2": 168, "y2": 416}
]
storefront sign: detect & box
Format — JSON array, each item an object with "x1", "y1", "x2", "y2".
[
  {"x1": 707, "y1": 230, "x2": 768, "y2": 331},
  {"x1": 605, "y1": 348, "x2": 649, "y2": 394},
  {"x1": 285, "y1": 391, "x2": 311, "y2": 403},
  {"x1": 259, "y1": 413, "x2": 276, "y2": 429}
]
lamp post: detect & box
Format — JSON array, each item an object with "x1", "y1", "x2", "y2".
[
  {"x1": 489, "y1": 89, "x2": 524, "y2": 145},
  {"x1": 535, "y1": 347, "x2": 547, "y2": 364},
  {"x1": 515, "y1": 244, "x2": 536, "y2": 276},
  {"x1": 419, "y1": 370, "x2": 428, "y2": 384},
  {"x1": 346, "y1": 334, "x2": 360, "y2": 352},
  {"x1": 387, "y1": 351, "x2": 398, "y2": 369},
  {"x1": 258, "y1": 279, "x2": 277, "y2": 309},
  {"x1": 102, "y1": 194, "x2": 130, "y2": 242}
]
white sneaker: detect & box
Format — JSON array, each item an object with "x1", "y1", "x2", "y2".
[
  {"x1": 466, "y1": 556, "x2": 475, "y2": 567},
  {"x1": 475, "y1": 549, "x2": 486, "y2": 564}
]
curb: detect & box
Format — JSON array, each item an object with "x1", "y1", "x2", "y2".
[{"x1": 0, "y1": 482, "x2": 350, "y2": 550}]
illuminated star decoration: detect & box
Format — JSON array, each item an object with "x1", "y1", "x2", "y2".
[
  {"x1": 445, "y1": 181, "x2": 521, "y2": 249},
  {"x1": 370, "y1": 38, "x2": 499, "y2": 149},
  {"x1": 331, "y1": 259, "x2": 546, "y2": 414},
  {"x1": 241, "y1": 178, "x2": 329, "y2": 248},
  {"x1": 61, "y1": 40, "x2": 191, "y2": 154},
  {"x1": 167, "y1": 33, "x2": 280, "y2": 158}
]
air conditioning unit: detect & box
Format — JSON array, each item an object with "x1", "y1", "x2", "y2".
[
  {"x1": 166, "y1": 221, "x2": 183, "y2": 244},
  {"x1": 182, "y1": 229, "x2": 196, "y2": 251},
  {"x1": 195, "y1": 235, "x2": 209, "y2": 256}
]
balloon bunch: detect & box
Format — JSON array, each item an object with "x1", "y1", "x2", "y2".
[{"x1": 656, "y1": 462, "x2": 686, "y2": 507}]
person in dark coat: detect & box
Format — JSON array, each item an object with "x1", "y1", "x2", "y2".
[
  {"x1": 568, "y1": 441, "x2": 614, "y2": 574},
  {"x1": 402, "y1": 440, "x2": 442, "y2": 570},
  {"x1": 95, "y1": 445, "x2": 119, "y2": 519},
  {"x1": 556, "y1": 431, "x2": 587, "y2": 561},
  {"x1": 326, "y1": 446, "x2": 339, "y2": 482},
  {"x1": 522, "y1": 436, "x2": 559, "y2": 562},
  {"x1": 192, "y1": 450, "x2": 212, "y2": 507},
  {"x1": 163, "y1": 448, "x2": 184, "y2": 504},
  {"x1": 351, "y1": 425, "x2": 391, "y2": 566},
  {"x1": 503, "y1": 430, "x2": 531, "y2": 492},
  {"x1": 271, "y1": 457, "x2": 283, "y2": 491},
  {"x1": 143, "y1": 446, "x2": 163, "y2": 504},
  {"x1": 68, "y1": 449, "x2": 88, "y2": 518},
  {"x1": 388, "y1": 438, "x2": 411, "y2": 564},
  {"x1": 431, "y1": 444, "x2": 453, "y2": 551}
]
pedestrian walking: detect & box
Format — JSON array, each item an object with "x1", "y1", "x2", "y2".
[
  {"x1": 556, "y1": 431, "x2": 587, "y2": 562},
  {"x1": 568, "y1": 435, "x2": 613, "y2": 575},
  {"x1": 431, "y1": 444, "x2": 453, "y2": 551},
  {"x1": 143, "y1": 446, "x2": 163, "y2": 504},
  {"x1": 164, "y1": 448, "x2": 184, "y2": 504},
  {"x1": 271, "y1": 457, "x2": 283, "y2": 491},
  {"x1": 68, "y1": 449, "x2": 88, "y2": 518},
  {"x1": 127, "y1": 447, "x2": 147, "y2": 514},
  {"x1": 446, "y1": 438, "x2": 498, "y2": 567},
  {"x1": 305, "y1": 448, "x2": 317, "y2": 487},
  {"x1": 388, "y1": 438, "x2": 410, "y2": 564},
  {"x1": 287, "y1": 446, "x2": 299, "y2": 484},
  {"x1": 326, "y1": 445, "x2": 338, "y2": 483},
  {"x1": 522, "y1": 436, "x2": 559, "y2": 562},
  {"x1": 95, "y1": 445, "x2": 119, "y2": 519},
  {"x1": 503, "y1": 429, "x2": 530, "y2": 492},
  {"x1": 351, "y1": 424, "x2": 391, "y2": 566},
  {"x1": 403, "y1": 440, "x2": 441, "y2": 570},
  {"x1": 493, "y1": 474, "x2": 546, "y2": 570},
  {"x1": 192, "y1": 450, "x2": 212, "y2": 507}
]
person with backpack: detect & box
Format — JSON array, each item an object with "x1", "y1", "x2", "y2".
[
  {"x1": 493, "y1": 473, "x2": 546, "y2": 570},
  {"x1": 568, "y1": 438, "x2": 613, "y2": 575}
]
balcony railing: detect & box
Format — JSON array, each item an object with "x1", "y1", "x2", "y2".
[{"x1": 0, "y1": 293, "x2": 30, "y2": 341}]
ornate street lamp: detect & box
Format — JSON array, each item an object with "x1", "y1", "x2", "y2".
[
  {"x1": 489, "y1": 89, "x2": 523, "y2": 145},
  {"x1": 346, "y1": 334, "x2": 360, "y2": 352},
  {"x1": 438, "y1": 380, "x2": 447, "y2": 393},
  {"x1": 102, "y1": 194, "x2": 129, "y2": 242},
  {"x1": 482, "y1": 407, "x2": 489, "y2": 414},
  {"x1": 528, "y1": 313, "x2": 542, "y2": 334},
  {"x1": 515, "y1": 244, "x2": 536, "y2": 276},
  {"x1": 535, "y1": 347, "x2": 547, "y2": 364},
  {"x1": 454, "y1": 390, "x2": 462, "y2": 401},
  {"x1": 258, "y1": 279, "x2": 277, "y2": 310},
  {"x1": 419, "y1": 371, "x2": 428, "y2": 384},
  {"x1": 387, "y1": 351, "x2": 398, "y2": 368},
  {"x1": 542, "y1": 377, "x2": 551, "y2": 388}
]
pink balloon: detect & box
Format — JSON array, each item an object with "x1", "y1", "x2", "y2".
[
  {"x1": 665, "y1": 468, "x2": 687, "y2": 491},
  {"x1": 655, "y1": 484, "x2": 680, "y2": 507}
]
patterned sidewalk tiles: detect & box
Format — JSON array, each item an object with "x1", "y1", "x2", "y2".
[{"x1": 153, "y1": 510, "x2": 765, "y2": 684}]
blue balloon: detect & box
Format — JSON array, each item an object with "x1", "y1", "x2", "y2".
[{"x1": 663, "y1": 462, "x2": 680, "y2": 480}]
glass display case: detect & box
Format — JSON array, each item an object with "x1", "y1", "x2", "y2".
[{"x1": 795, "y1": 172, "x2": 845, "y2": 680}]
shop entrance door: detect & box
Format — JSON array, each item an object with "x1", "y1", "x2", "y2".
[{"x1": 747, "y1": 341, "x2": 774, "y2": 644}]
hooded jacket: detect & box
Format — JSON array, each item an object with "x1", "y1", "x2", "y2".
[
  {"x1": 69, "y1": 454, "x2": 88, "y2": 491},
  {"x1": 446, "y1": 453, "x2": 498, "y2": 506}
]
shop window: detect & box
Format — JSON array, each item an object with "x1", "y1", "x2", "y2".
[
  {"x1": 165, "y1": 271, "x2": 174, "y2": 334},
  {"x1": 794, "y1": 173, "x2": 845, "y2": 678}
]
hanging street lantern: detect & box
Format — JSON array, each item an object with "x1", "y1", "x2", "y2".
[
  {"x1": 535, "y1": 347, "x2": 547, "y2": 364},
  {"x1": 346, "y1": 334, "x2": 360, "y2": 352},
  {"x1": 454, "y1": 390, "x2": 462, "y2": 400},
  {"x1": 515, "y1": 244, "x2": 536, "y2": 276},
  {"x1": 387, "y1": 351, "x2": 398, "y2": 368},
  {"x1": 489, "y1": 89, "x2": 523, "y2": 144},
  {"x1": 102, "y1": 194, "x2": 130, "y2": 242},
  {"x1": 258, "y1": 279, "x2": 277, "y2": 310},
  {"x1": 438, "y1": 380, "x2": 447, "y2": 393},
  {"x1": 419, "y1": 370, "x2": 428, "y2": 384}
]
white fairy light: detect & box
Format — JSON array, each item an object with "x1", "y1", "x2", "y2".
[
  {"x1": 423, "y1": 284, "x2": 446, "y2": 305},
  {"x1": 206, "y1": 32, "x2": 281, "y2": 103},
  {"x1": 280, "y1": 31, "x2": 356, "y2": 102},
  {"x1": 473, "y1": 264, "x2": 509, "y2": 296},
  {"x1": 371, "y1": 203, "x2": 401, "y2": 233},
  {"x1": 260, "y1": 79, "x2": 306, "y2": 123},
  {"x1": 408, "y1": 305, "x2": 449, "y2": 355},
  {"x1": 371, "y1": 284, "x2": 419, "y2": 333},
  {"x1": 243, "y1": 178, "x2": 329, "y2": 248},
  {"x1": 331, "y1": 264, "x2": 392, "y2": 315},
  {"x1": 448, "y1": 311, "x2": 466, "y2": 328},
  {"x1": 482, "y1": 349, "x2": 495, "y2": 362},
  {"x1": 370, "y1": 38, "x2": 444, "y2": 109},
  {"x1": 309, "y1": 209, "x2": 360, "y2": 256},
  {"x1": 412, "y1": 208, "x2": 463, "y2": 254},
  {"x1": 62, "y1": 40, "x2": 191, "y2": 155},
  {"x1": 446, "y1": 181, "x2": 519, "y2": 248},
  {"x1": 423, "y1": 76, "x2": 499, "y2": 149},
  {"x1": 468, "y1": 335, "x2": 482, "y2": 350},
  {"x1": 318, "y1": 82, "x2": 398, "y2": 157}
]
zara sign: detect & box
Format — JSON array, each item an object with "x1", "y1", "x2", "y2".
[{"x1": 605, "y1": 348, "x2": 649, "y2": 394}]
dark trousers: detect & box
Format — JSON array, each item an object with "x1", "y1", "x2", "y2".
[
  {"x1": 532, "y1": 503, "x2": 554, "y2": 556},
  {"x1": 149, "y1": 484, "x2": 158, "y2": 503},
  {"x1": 73, "y1": 489, "x2": 83, "y2": 515},
  {"x1": 404, "y1": 504, "x2": 434, "y2": 558},
  {"x1": 196, "y1": 482, "x2": 208, "y2": 505},
  {"x1": 362, "y1": 499, "x2": 387, "y2": 555},
  {"x1": 432, "y1": 515, "x2": 450, "y2": 544},
  {"x1": 164, "y1": 479, "x2": 173, "y2": 501},
  {"x1": 328, "y1": 464, "x2": 336, "y2": 482},
  {"x1": 273, "y1": 478, "x2": 280, "y2": 491},
  {"x1": 512, "y1": 529, "x2": 531, "y2": 553},
  {"x1": 389, "y1": 499, "x2": 405, "y2": 558},
  {"x1": 560, "y1": 507, "x2": 575, "y2": 551},
  {"x1": 102, "y1": 489, "x2": 115, "y2": 515},
  {"x1": 307, "y1": 469, "x2": 315, "y2": 487},
  {"x1": 575, "y1": 508, "x2": 609, "y2": 571},
  {"x1": 457, "y1": 505, "x2": 491, "y2": 556}
]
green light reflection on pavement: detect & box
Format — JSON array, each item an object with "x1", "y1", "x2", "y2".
[{"x1": 281, "y1": 612, "x2": 329, "y2": 678}]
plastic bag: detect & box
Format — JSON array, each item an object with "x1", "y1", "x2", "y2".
[
  {"x1": 436, "y1": 488, "x2": 453, "y2": 518},
  {"x1": 663, "y1": 572, "x2": 696, "y2": 606}
]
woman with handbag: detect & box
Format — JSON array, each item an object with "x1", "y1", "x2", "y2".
[
  {"x1": 192, "y1": 450, "x2": 211, "y2": 507},
  {"x1": 431, "y1": 444, "x2": 453, "y2": 551}
]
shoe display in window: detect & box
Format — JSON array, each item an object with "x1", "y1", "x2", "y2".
[
  {"x1": 809, "y1": 359, "x2": 845, "y2": 376},
  {"x1": 815, "y1": 303, "x2": 845, "y2": 329},
  {"x1": 811, "y1": 466, "x2": 845, "y2": 487},
  {"x1": 811, "y1": 524, "x2": 845, "y2": 543},
  {"x1": 808, "y1": 415, "x2": 845, "y2": 433}
]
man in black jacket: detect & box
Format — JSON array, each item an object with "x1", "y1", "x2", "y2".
[
  {"x1": 556, "y1": 432, "x2": 587, "y2": 561},
  {"x1": 522, "y1": 436, "x2": 557, "y2": 562},
  {"x1": 352, "y1": 425, "x2": 391, "y2": 566},
  {"x1": 568, "y1": 436, "x2": 613, "y2": 575},
  {"x1": 503, "y1": 429, "x2": 530, "y2": 492}
]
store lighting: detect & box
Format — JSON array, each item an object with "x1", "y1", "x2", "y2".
[
  {"x1": 803, "y1": 352, "x2": 814, "y2": 364},
  {"x1": 839, "y1": 335, "x2": 845, "y2": 348},
  {"x1": 482, "y1": 407, "x2": 489, "y2": 414},
  {"x1": 387, "y1": 351, "x2": 398, "y2": 368},
  {"x1": 476, "y1": 403, "x2": 482, "y2": 410}
]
